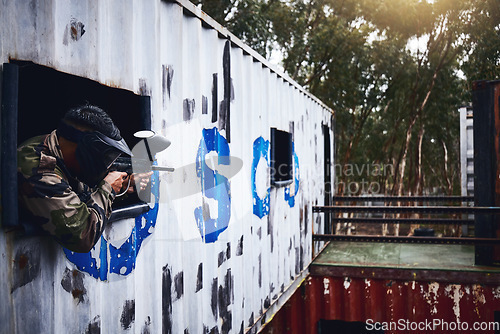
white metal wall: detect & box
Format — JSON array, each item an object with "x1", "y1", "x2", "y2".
[{"x1": 0, "y1": 0, "x2": 333, "y2": 333}]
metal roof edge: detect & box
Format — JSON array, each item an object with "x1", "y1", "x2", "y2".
[{"x1": 162, "y1": 0, "x2": 334, "y2": 115}]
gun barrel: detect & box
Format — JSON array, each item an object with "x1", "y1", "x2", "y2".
[{"x1": 151, "y1": 166, "x2": 175, "y2": 172}]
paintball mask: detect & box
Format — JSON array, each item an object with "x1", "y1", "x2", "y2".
[{"x1": 57, "y1": 121, "x2": 133, "y2": 187}]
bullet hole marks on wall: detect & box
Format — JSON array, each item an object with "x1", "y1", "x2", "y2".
[
  {"x1": 211, "y1": 277, "x2": 218, "y2": 321},
  {"x1": 236, "y1": 235, "x2": 243, "y2": 256},
  {"x1": 63, "y1": 18, "x2": 85, "y2": 45},
  {"x1": 61, "y1": 267, "x2": 87, "y2": 304},
  {"x1": 121, "y1": 300, "x2": 135, "y2": 330},
  {"x1": 183, "y1": 98, "x2": 195, "y2": 121},
  {"x1": 139, "y1": 78, "x2": 151, "y2": 96},
  {"x1": 162, "y1": 265, "x2": 185, "y2": 333},
  {"x1": 162, "y1": 65, "x2": 174, "y2": 105},
  {"x1": 208, "y1": 270, "x2": 235, "y2": 331},
  {"x1": 218, "y1": 268, "x2": 235, "y2": 333},
  {"x1": 196, "y1": 263, "x2": 203, "y2": 293},
  {"x1": 85, "y1": 316, "x2": 100, "y2": 334},
  {"x1": 219, "y1": 40, "x2": 233, "y2": 143},
  {"x1": 162, "y1": 265, "x2": 173, "y2": 334},
  {"x1": 203, "y1": 325, "x2": 220, "y2": 334},
  {"x1": 177, "y1": 40, "x2": 234, "y2": 138},
  {"x1": 218, "y1": 242, "x2": 231, "y2": 267},
  {"x1": 11, "y1": 244, "x2": 41, "y2": 293},
  {"x1": 202, "y1": 96, "x2": 208, "y2": 115}
]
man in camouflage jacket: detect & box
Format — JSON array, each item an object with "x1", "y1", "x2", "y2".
[{"x1": 17, "y1": 104, "x2": 135, "y2": 253}]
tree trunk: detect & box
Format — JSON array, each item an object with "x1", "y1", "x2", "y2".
[{"x1": 414, "y1": 125, "x2": 425, "y2": 195}]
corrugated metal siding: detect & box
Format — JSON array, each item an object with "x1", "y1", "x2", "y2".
[
  {"x1": 263, "y1": 275, "x2": 500, "y2": 334},
  {"x1": 0, "y1": 0, "x2": 332, "y2": 333}
]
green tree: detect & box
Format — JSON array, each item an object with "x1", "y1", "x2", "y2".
[{"x1": 192, "y1": 0, "x2": 499, "y2": 197}]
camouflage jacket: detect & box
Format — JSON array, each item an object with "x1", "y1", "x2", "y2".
[{"x1": 17, "y1": 130, "x2": 116, "y2": 253}]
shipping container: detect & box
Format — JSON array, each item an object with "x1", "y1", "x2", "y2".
[{"x1": 0, "y1": 1, "x2": 334, "y2": 333}]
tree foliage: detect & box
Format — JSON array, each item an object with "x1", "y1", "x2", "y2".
[{"x1": 193, "y1": 0, "x2": 500, "y2": 196}]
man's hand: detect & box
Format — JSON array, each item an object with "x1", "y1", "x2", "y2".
[
  {"x1": 104, "y1": 171, "x2": 129, "y2": 194},
  {"x1": 127, "y1": 171, "x2": 154, "y2": 193}
]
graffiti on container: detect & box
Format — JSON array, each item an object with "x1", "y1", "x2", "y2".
[
  {"x1": 63, "y1": 172, "x2": 160, "y2": 281},
  {"x1": 251, "y1": 136, "x2": 270, "y2": 218},
  {"x1": 194, "y1": 127, "x2": 231, "y2": 243},
  {"x1": 252, "y1": 139, "x2": 300, "y2": 217},
  {"x1": 285, "y1": 143, "x2": 300, "y2": 208}
]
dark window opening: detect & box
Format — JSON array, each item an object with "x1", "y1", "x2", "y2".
[
  {"x1": 270, "y1": 127, "x2": 293, "y2": 187},
  {"x1": 2, "y1": 61, "x2": 151, "y2": 228}
]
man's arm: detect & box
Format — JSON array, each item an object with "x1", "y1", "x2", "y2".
[{"x1": 19, "y1": 171, "x2": 124, "y2": 253}]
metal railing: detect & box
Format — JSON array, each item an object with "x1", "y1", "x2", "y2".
[{"x1": 312, "y1": 196, "x2": 500, "y2": 246}]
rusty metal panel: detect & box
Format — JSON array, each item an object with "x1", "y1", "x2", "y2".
[
  {"x1": 264, "y1": 275, "x2": 500, "y2": 334},
  {"x1": 0, "y1": 0, "x2": 333, "y2": 333}
]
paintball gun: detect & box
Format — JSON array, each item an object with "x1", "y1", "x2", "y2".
[
  {"x1": 110, "y1": 156, "x2": 175, "y2": 174},
  {"x1": 109, "y1": 130, "x2": 174, "y2": 201},
  {"x1": 110, "y1": 130, "x2": 174, "y2": 175}
]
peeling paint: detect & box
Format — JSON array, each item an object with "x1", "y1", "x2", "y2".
[
  {"x1": 343, "y1": 277, "x2": 351, "y2": 290},
  {"x1": 493, "y1": 287, "x2": 500, "y2": 299},
  {"x1": 323, "y1": 278, "x2": 330, "y2": 295},
  {"x1": 473, "y1": 284, "x2": 486, "y2": 304},
  {"x1": 444, "y1": 284, "x2": 463, "y2": 322},
  {"x1": 63, "y1": 18, "x2": 85, "y2": 45},
  {"x1": 472, "y1": 284, "x2": 487, "y2": 318},
  {"x1": 421, "y1": 282, "x2": 440, "y2": 315}
]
